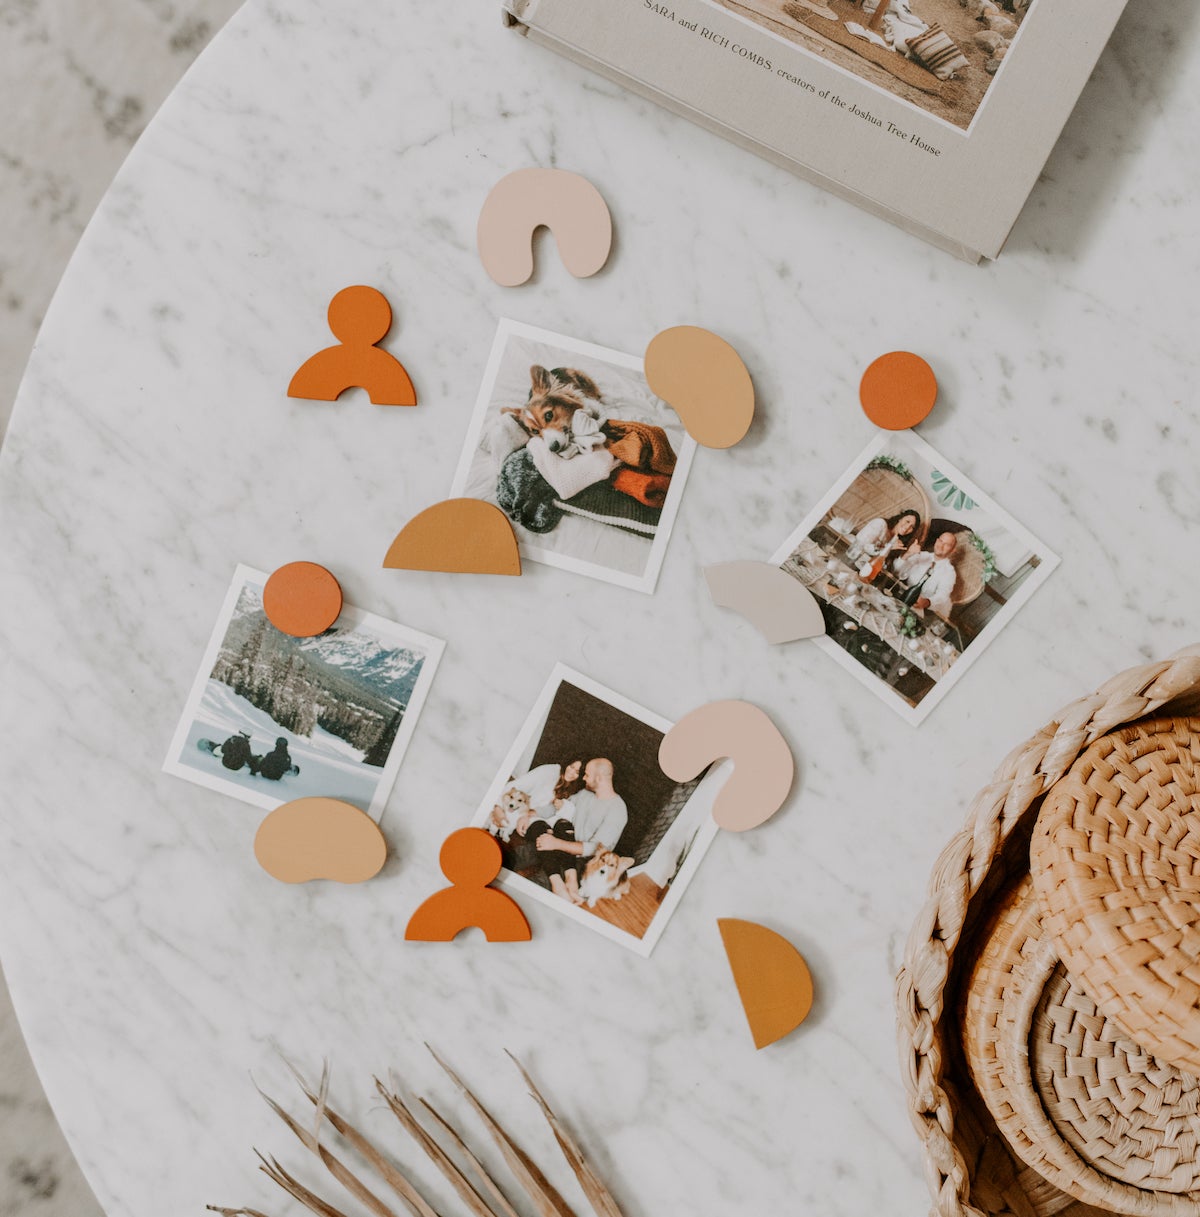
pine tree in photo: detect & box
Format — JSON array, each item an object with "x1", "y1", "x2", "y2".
[{"x1": 362, "y1": 705, "x2": 404, "y2": 768}]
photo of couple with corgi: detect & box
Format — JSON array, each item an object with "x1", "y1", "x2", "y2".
[
  {"x1": 451, "y1": 319, "x2": 697, "y2": 595},
  {"x1": 471, "y1": 665, "x2": 726, "y2": 957},
  {"x1": 487, "y1": 757, "x2": 636, "y2": 910}
]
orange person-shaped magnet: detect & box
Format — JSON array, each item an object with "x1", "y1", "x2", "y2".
[
  {"x1": 288, "y1": 285, "x2": 417, "y2": 406},
  {"x1": 405, "y1": 828, "x2": 531, "y2": 943}
]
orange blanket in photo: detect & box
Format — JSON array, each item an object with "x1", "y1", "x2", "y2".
[
  {"x1": 605, "y1": 419, "x2": 677, "y2": 475},
  {"x1": 612, "y1": 467, "x2": 671, "y2": 508}
]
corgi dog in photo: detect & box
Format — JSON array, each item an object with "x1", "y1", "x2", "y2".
[
  {"x1": 489, "y1": 786, "x2": 531, "y2": 842},
  {"x1": 503, "y1": 365, "x2": 605, "y2": 456},
  {"x1": 575, "y1": 850, "x2": 635, "y2": 908}
]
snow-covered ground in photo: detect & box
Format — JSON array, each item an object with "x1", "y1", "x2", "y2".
[{"x1": 174, "y1": 680, "x2": 383, "y2": 811}]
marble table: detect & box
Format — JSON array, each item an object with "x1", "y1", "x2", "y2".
[{"x1": 0, "y1": 1, "x2": 1198, "y2": 1213}]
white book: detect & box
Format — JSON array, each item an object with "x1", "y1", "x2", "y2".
[{"x1": 503, "y1": 0, "x2": 1128, "y2": 261}]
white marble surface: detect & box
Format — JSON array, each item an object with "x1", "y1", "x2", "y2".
[
  {"x1": 0, "y1": 0, "x2": 1198, "y2": 1214},
  {"x1": 0, "y1": 0, "x2": 243, "y2": 438},
  {"x1": 0, "y1": 4, "x2": 240, "y2": 1214}
]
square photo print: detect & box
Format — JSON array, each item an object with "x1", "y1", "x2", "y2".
[
  {"x1": 470, "y1": 665, "x2": 725, "y2": 957},
  {"x1": 164, "y1": 565, "x2": 444, "y2": 818},
  {"x1": 771, "y1": 432, "x2": 1057, "y2": 725},
  {"x1": 450, "y1": 319, "x2": 697, "y2": 594}
]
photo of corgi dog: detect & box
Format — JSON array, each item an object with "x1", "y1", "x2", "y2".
[
  {"x1": 490, "y1": 786, "x2": 532, "y2": 842},
  {"x1": 502, "y1": 364, "x2": 604, "y2": 455},
  {"x1": 576, "y1": 850, "x2": 635, "y2": 908}
]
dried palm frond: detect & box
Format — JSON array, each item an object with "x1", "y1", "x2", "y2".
[
  {"x1": 374, "y1": 1078, "x2": 502, "y2": 1217},
  {"x1": 281, "y1": 1060, "x2": 441, "y2": 1217},
  {"x1": 258, "y1": 1084, "x2": 405, "y2": 1217},
  {"x1": 418, "y1": 1099, "x2": 523, "y2": 1217},
  {"x1": 217, "y1": 1053, "x2": 629, "y2": 1217},
  {"x1": 506, "y1": 1052, "x2": 627, "y2": 1217},
  {"x1": 427, "y1": 1046, "x2": 579, "y2": 1217},
  {"x1": 256, "y1": 1152, "x2": 355, "y2": 1217}
]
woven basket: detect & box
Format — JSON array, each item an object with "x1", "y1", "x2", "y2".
[{"x1": 896, "y1": 646, "x2": 1200, "y2": 1217}]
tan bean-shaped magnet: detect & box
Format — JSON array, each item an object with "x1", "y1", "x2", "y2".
[
  {"x1": 383, "y1": 498, "x2": 521, "y2": 576},
  {"x1": 254, "y1": 797, "x2": 387, "y2": 884},
  {"x1": 659, "y1": 700, "x2": 794, "y2": 832},
  {"x1": 644, "y1": 326, "x2": 754, "y2": 449},
  {"x1": 477, "y1": 168, "x2": 612, "y2": 288},
  {"x1": 705, "y1": 561, "x2": 825, "y2": 644}
]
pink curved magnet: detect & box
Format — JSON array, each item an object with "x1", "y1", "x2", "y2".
[
  {"x1": 659, "y1": 701, "x2": 794, "y2": 832},
  {"x1": 477, "y1": 169, "x2": 612, "y2": 287}
]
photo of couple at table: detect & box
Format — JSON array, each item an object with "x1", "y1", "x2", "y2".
[
  {"x1": 773, "y1": 432, "x2": 1057, "y2": 724},
  {"x1": 473, "y1": 666, "x2": 723, "y2": 956}
]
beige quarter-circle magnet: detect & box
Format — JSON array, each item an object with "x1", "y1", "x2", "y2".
[
  {"x1": 477, "y1": 168, "x2": 613, "y2": 287},
  {"x1": 644, "y1": 326, "x2": 754, "y2": 449},
  {"x1": 254, "y1": 797, "x2": 387, "y2": 884},
  {"x1": 705, "y1": 561, "x2": 825, "y2": 644},
  {"x1": 659, "y1": 700, "x2": 794, "y2": 832}
]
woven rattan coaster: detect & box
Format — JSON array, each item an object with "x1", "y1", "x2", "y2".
[
  {"x1": 1031, "y1": 717, "x2": 1200, "y2": 1078},
  {"x1": 1034, "y1": 968, "x2": 1200, "y2": 1194},
  {"x1": 962, "y1": 875, "x2": 1200, "y2": 1214}
]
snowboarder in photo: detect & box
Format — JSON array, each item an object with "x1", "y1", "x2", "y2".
[
  {"x1": 215, "y1": 730, "x2": 255, "y2": 772},
  {"x1": 196, "y1": 731, "x2": 300, "y2": 779},
  {"x1": 251, "y1": 736, "x2": 296, "y2": 781}
]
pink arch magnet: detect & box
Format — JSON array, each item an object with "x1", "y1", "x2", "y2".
[{"x1": 477, "y1": 168, "x2": 613, "y2": 287}]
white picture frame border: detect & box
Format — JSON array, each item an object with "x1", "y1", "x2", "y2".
[
  {"x1": 450, "y1": 318, "x2": 697, "y2": 595},
  {"x1": 469, "y1": 662, "x2": 724, "y2": 958},
  {"x1": 163, "y1": 564, "x2": 445, "y2": 820},
  {"x1": 769, "y1": 431, "x2": 1059, "y2": 726}
]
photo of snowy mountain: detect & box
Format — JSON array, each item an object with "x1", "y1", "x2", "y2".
[{"x1": 164, "y1": 567, "x2": 445, "y2": 818}]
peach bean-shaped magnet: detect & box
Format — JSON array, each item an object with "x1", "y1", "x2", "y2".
[
  {"x1": 477, "y1": 168, "x2": 612, "y2": 287},
  {"x1": 659, "y1": 700, "x2": 794, "y2": 832},
  {"x1": 254, "y1": 797, "x2": 387, "y2": 884},
  {"x1": 644, "y1": 326, "x2": 754, "y2": 449}
]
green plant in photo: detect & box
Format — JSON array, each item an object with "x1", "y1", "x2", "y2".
[
  {"x1": 931, "y1": 469, "x2": 977, "y2": 511},
  {"x1": 969, "y1": 532, "x2": 998, "y2": 583},
  {"x1": 899, "y1": 608, "x2": 925, "y2": 638},
  {"x1": 867, "y1": 454, "x2": 915, "y2": 481}
]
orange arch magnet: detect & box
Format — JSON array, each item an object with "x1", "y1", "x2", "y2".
[
  {"x1": 384, "y1": 499, "x2": 521, "y2": 576},
  {"x1": 405, "y1": 828, "x2": 531, "y2": 943},
  {"x1": 477, "y1": 168, "x2": 612, "y2": 287},
  {"x1": 719, "y1": 919, "x2": 814, "y2": 1049},
  {"x1": 288, "y1": 285, "x2": 417, "y2": 406},
  {"x1": 659, "y1": 700, "x2": 794, "y2": 833}
]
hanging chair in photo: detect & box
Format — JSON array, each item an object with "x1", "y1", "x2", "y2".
[
  {"x1": 830, "y1": 463, "x2": 932, "y2": 544},
  {"x1": 925, "y1": 521, "x2": 987, "y2": 609}
]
